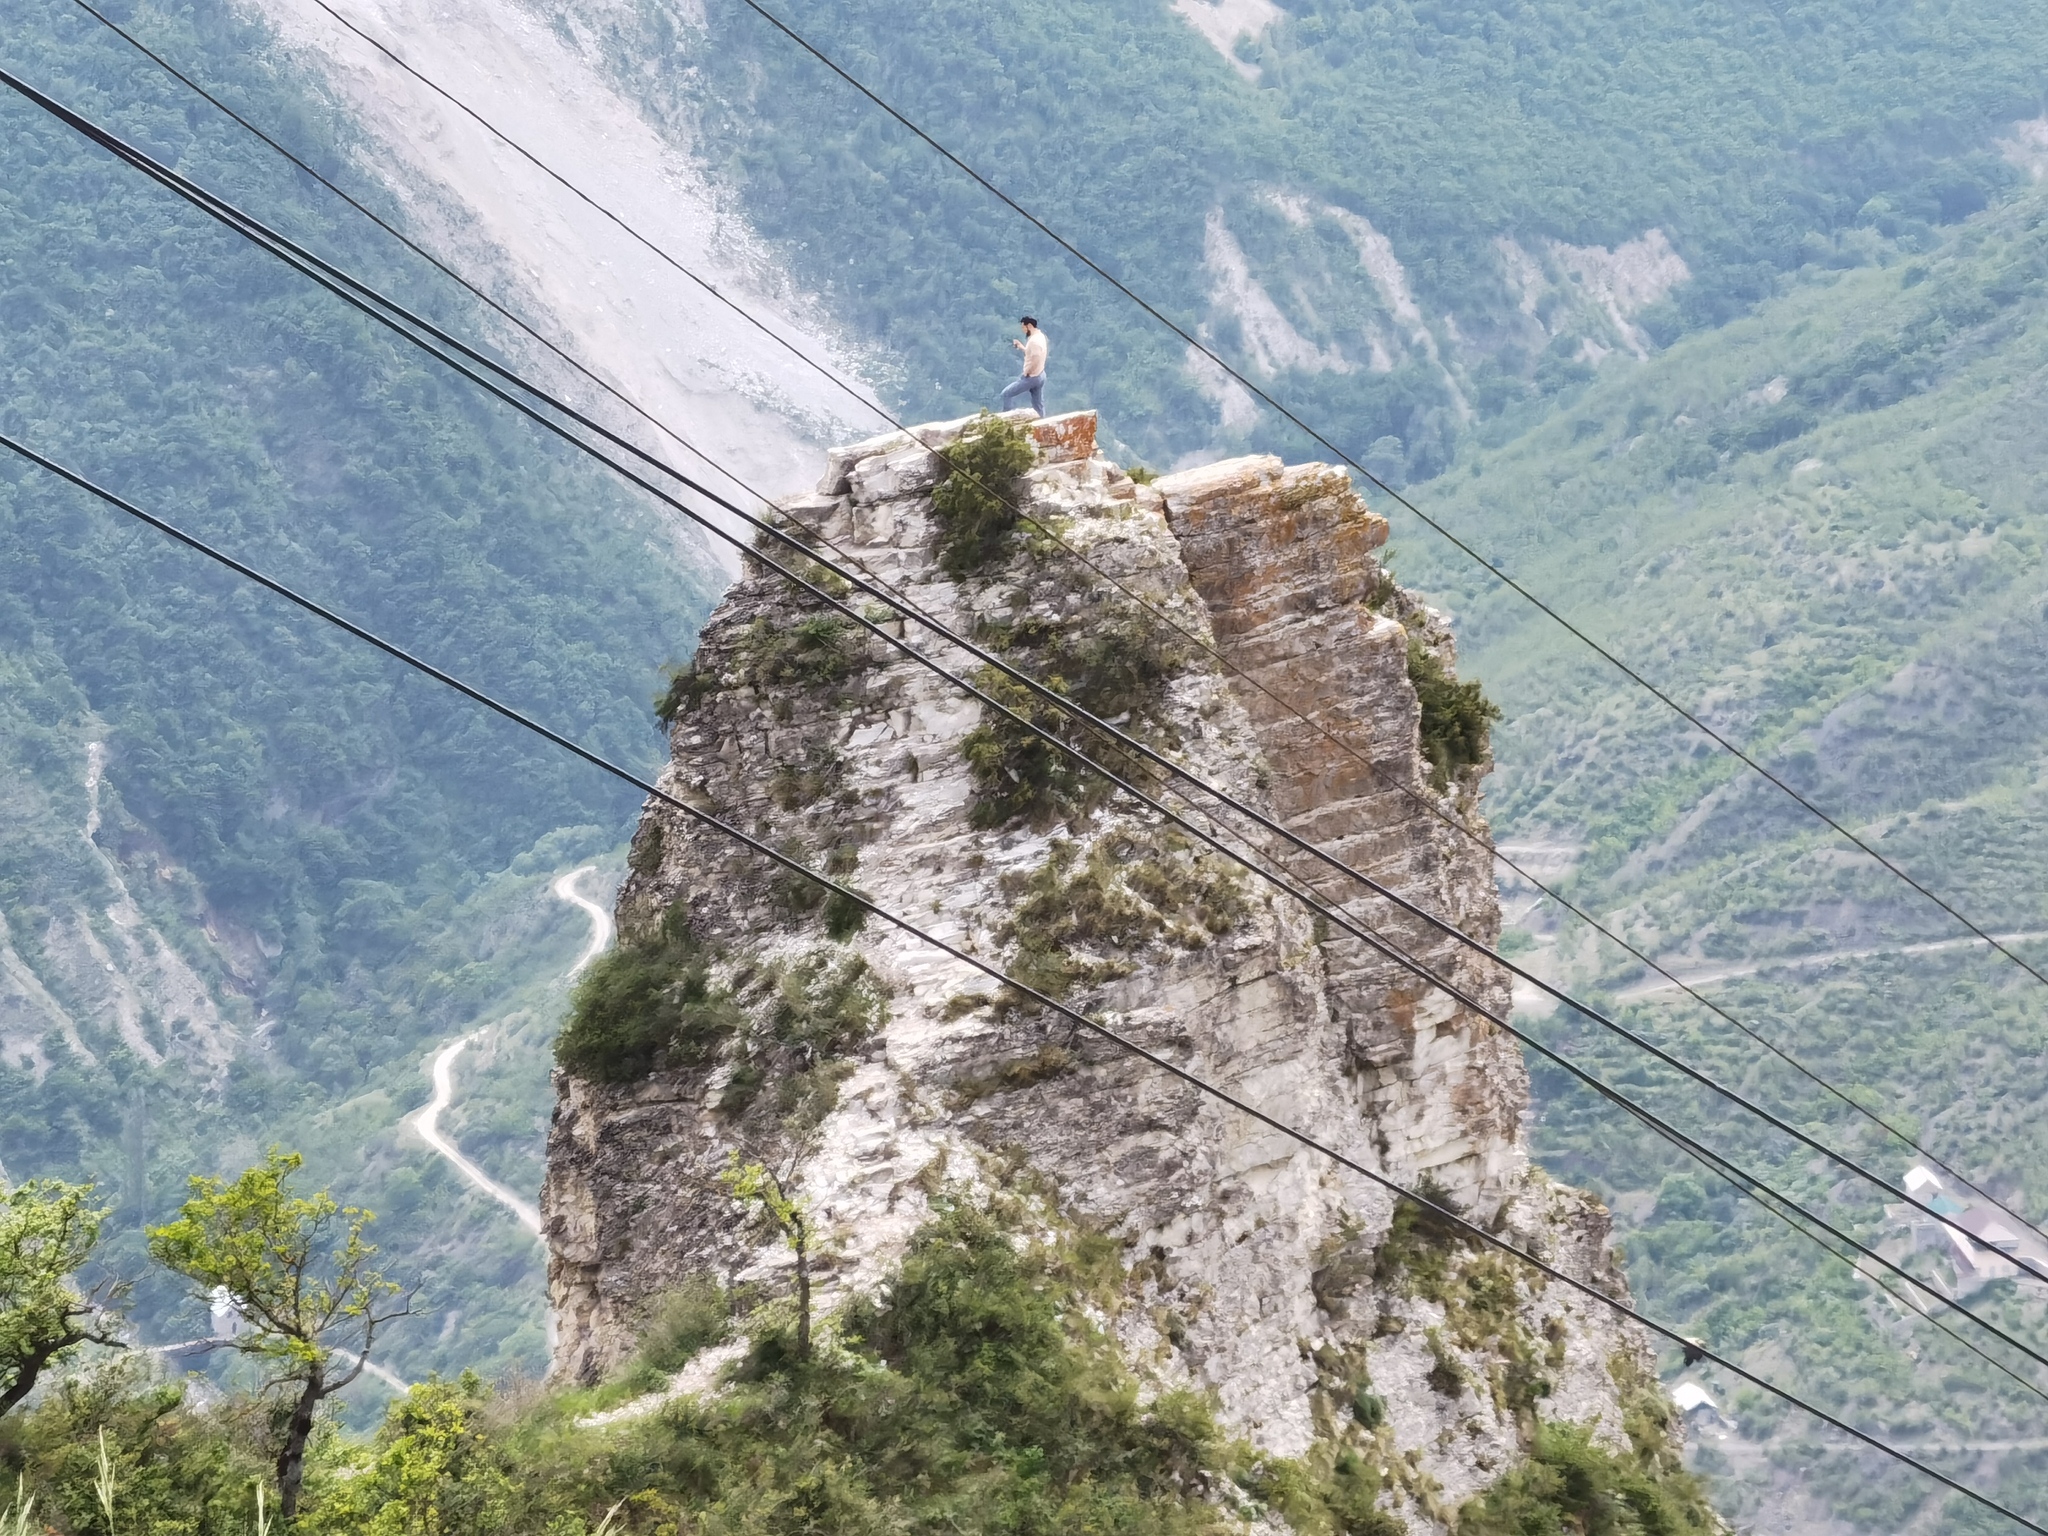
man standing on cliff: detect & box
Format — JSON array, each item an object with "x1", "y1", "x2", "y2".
[{"x1": 1000, "y1": 316, "x2": 1048, "y2": 416}]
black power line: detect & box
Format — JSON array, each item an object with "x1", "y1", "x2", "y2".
[
  {"x1": 62, "y1": 0, "x2": 776, "y2": 518},
  {"x1": 3, "y1": 432, "x2": 2039, "y2": 1535},
  {"x1": 721, "y1": 0, "x2": 2048, "y2": 1012},
  {"x1": 15, "y1": 59, "x2": 2042, "y2": 1387},
  {"x1": 89, "y1": 0, "x2": 2042, "y2": 1254}
]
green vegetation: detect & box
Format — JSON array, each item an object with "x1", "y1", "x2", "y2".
[
  {"x1": 1406, "y1": 641, "x2": 1502, "y2": 791},
  {"x1": 929, "y1": 414, "x2": 1038, "y2": 577},
  {"x1": 0, "y1": 1164, "x2": 1728, "y2": 1535},
  {"x1": 0, "y1": 1181, "x2": 123, "y2": 1418},
  {"x1": 148, "y1": 1149, "x2": 407, "y2": 1518},
  {"x1": 960, "y1": 669, "x2": 1101, "y2": 827},
  {"x1": 0, "y1": 1198, "x2": 1238, "y2": 1533},
  {"x1": 16, "y1": 3, "x2": 2048, "y2": 1529},
  {"x1": 720, "y1": 1159, "x2": 815, "y2": 1359},
  {"x1": 997, "y1": 829, "x2": 1245, "y2": 1004},
  {"x1": 962, "y1": 608, "x2": 1187, "y2": 828},
  {"x1": 945, "y1": 1043, "x2": 1075, "y2": 1107},
  {"x1": 662, "y1": 616, "x2": 867, "y2": 724},
  {"x1": 1456, "y1": 1421, "x2": 1718, "y2": 1536},
  {"x1": 737, "y1": 617, "x2": 866, "y2": 692},
  {"x1": 1362, "y1": 1191, "x2": 1553, "y2": 1429},
  {"x1": 554, "y1": 907, "x2": 740, "y2": 1084},
  {"x1": 718, "y1": 950, "x2": 887, "y2": 1130},
  {"x1": 301, "y1": 1372, "x2": 512, "y2": 1535},
  {"x1": 0, "y1": 0, "x2": 720, "y2": 1390},
  {"x1": 5, "y1": 1358, "x2": 274, "y2": 1533},
  {"x1": 1369, "y1": 1184, "x2": 1471, "y2": 1296},
  {"x1": 621, "y1": 1277, "x2": 732, "y2": 1393}
]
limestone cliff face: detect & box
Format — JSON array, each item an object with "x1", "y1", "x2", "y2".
[{"x1": 542, "y1": 411, "x2": 1667, "y2": 1524}]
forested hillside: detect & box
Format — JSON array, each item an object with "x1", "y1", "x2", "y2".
[
  {"x1": 1400, "y1": 181, "x2": 2048, "y2": 1528},
  {"x1": 6, "y1": 0, "x2": 2048, "y2": 1527},
  {"x1": 649, "y1": 0, "x2": 2048, "y2": 479},
  {"x1": 0, "y1": 0, "x2": 721, "y2": 1392}
]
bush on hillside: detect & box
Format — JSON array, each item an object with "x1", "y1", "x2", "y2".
[
  {"x1": 553, "y1": 906, "x2": 740, "y2": 1083},
  {"x1": 1456, "y1": 1420, "x2": 1719, "y2": 1536},
  {"x1": 0, "y1": 1197, "x2": 1727, "y2": 1536},
  {"x1": 1407, "y1": 640, "x2": 1501, "y2": 791},
  {"x1": 930, "y1": 414, "x2": 1038, "y2": 577}
]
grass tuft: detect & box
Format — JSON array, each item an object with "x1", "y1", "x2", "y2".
[{"x1": 996, "y1": 830, "x2": 1246, "y2": 1006}]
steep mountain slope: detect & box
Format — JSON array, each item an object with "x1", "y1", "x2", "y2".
[
  {"x1": 233, "y1": 0, "x2": 887, "y2": 525},
  {"x1": 1394, "y1": 182, "x2": 2048, "y2": 1530},
  {"x1": 0, "y1": 0, "x2": 723, "y2": 1390},
  {"x1": 623, "y1": 0, "x2": 2048, "y2": 476}
]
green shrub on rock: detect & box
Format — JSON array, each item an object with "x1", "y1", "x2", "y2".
[
  {"x1": 962, "y1": 611, "x2": 1187, "y2": 828},
  {"x1": 717, "y1": 950, "x2": 888, "y2": 1129},
  {"x1": 1456, "y1": 1420, "x2": 1718, "y2": 1536},
  {"x1": 554, "y1": 906, "x2": 740, "y2": 1083},
  {"x1": 930, "y1": 413, "x2": 1038, "y2": 577},
  {"x1": 657, "y1": 615, "x2": 866, "y2": 724},
  {"x1": 996, "y1": 830, "x2": 1246, "y2": 1004},
  {"x1": 1407, "y1": 640, "x2": 1501, "y2": 791}
]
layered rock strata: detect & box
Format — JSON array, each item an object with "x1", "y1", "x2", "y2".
[{"x1": 542, "y1": 410, "x2": 1669, "y2": 1525}]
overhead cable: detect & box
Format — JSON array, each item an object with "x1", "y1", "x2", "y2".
[
  {"x1": 15, "y1": 60, "x2": 2042, "y2": 1383},
  {"x1": 720, "y1": 0, "x2": 2048, "y2": 1016},
  {"x1": 63, "y1": 0, "x2": 769, "y2": 516},
  {"x1": 92, "y1": 0, "x2": 2039, "y2": 1249},
  {"x1": 3, "y1": 432, "x2": 2040, "y2": 1535}
]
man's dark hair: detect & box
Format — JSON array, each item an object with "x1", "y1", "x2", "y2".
[{"x1": 1020, "y1": 315, "x2": 1038, "y2": 327}]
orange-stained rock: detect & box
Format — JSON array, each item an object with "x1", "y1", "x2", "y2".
[
  {"x1": 1028, "y1": 408, "x2": 1097, "y2": 464},
  {"x1": 1157, "y1": 455, "x2": 1524, "y2": 1197}
]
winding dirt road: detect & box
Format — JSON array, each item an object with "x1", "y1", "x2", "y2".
[
  {"x1": 1615, "y1": 928, "x2": 2048, "y2": 1001},
  {"x1": 551, "y1": 864, "x2": 616, "y2": 977},
  {"x1": 407, "y1": 866, "x2": 612, "y2": 1238}
]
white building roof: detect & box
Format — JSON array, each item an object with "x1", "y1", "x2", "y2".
[
  {"x1": 1903, "y1": 1165, "x2": 1944, "y2": 1195},
  {"x1": 1671, "y1": 1382, "x2": 1717, "y2": 1414}
]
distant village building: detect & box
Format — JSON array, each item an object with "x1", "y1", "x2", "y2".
[
  {"x1": 1670, "y1": 1381, "x2": 1725, "y2": 1424},
  {"x1": 209, "y1": 1285, "x2": 245, "y2": 1340},
  {"x1": 1884, "y1": 1165, "x2": 2047, "y2": 1297}
]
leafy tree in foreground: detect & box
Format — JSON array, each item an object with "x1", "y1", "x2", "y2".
[
  {"x1": 149, "y1": 1150, "x2": 409, "y2": 1521},
  {"x1": 303, "y1": 1373, "x2": 513, "y2": 1536},
  {"x1": 0, "y1": 1178, "x2": 124, "y2": 1418},
  {"x1": 721, "y1": 1155, "x2": 814, "y2": 1361}
]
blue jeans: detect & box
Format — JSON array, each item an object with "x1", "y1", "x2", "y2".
[{"x1": 1000, "y1": 372, "x2": 1045, "y2": 415}]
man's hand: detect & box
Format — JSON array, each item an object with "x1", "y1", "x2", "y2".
[{"x1": 1012, "y1": 338, "x2": 1025, "y2": 350}]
